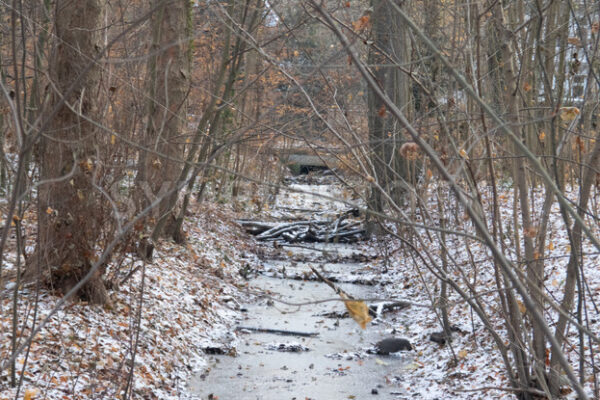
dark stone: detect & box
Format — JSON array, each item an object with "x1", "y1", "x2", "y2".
[
  {"x1": 371, "y1": 388, "x2": 379, "y2": 394},
  {"x1": 374, "y1": 337, "x2": 413, "y2": 354},
  {"x1": 429, "y1": 331, "x2": 451, "y2": 345},
  {"x1": 203, "y1": 346, "x2": 226, "y2": 355}
]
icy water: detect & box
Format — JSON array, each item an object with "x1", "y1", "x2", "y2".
[{"x1": 190, "y1": 180, "x2": 414, "y2": 399}]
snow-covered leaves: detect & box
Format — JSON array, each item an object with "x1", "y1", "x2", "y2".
[{"x1": 0, "y1": 202, "x2": 254, "y2": 399}]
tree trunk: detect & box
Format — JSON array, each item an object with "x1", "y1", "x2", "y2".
[
  {"x1": 137, "y1": 0, "x2": 190, "y2": 240},
  {"x1": 34, "y1": 0, "x2": 107, "y2": 304},
  {"x1": 367, "y1": 0, "x2": 412, "y2": 215}
]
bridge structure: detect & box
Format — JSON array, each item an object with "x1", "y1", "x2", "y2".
[{"x1": 277, "y1": 150, "x2": 340, "y2": 175}]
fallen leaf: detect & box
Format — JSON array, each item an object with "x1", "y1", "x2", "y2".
[
  {"x1": 24, "y1": 389, "x2": 39, "y2": 400},
  {"x1": 458, "y1": 349, "x2": 468, "y2": 359}
]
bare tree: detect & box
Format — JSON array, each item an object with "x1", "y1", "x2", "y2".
[
  {"x1": 136, "y1": 0, "x2": 191, "y2": 241},
  {"x1": 34, "y1": 0, "x2": 109, "y2": 304}
]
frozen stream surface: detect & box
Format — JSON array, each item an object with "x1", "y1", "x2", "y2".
[{"x1": 190, "y1": 180, "x2": 418, "y2": 399}]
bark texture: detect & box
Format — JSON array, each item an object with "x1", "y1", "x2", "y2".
[{"x1": 35, "y1": 0, "x2": 107, "y2": 303}]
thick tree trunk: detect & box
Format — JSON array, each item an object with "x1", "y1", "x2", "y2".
[
  {"x1": 137, "y1": 0, "x2": 190, "y2": 240},
  {"x1": 34, "y1": 0, "x2": 107, "y2": 304}
]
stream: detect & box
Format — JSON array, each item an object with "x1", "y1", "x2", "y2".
[{"x1": 190, "y1": 176, "x2": 416, "y2": 399}]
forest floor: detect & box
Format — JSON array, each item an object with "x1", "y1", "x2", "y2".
[
  {"x1": 0, "y1": 178, "x2": 599, "y2": 399},
  {"x1": 0, "y1": 200, "x2": 259, "y2": 400}
]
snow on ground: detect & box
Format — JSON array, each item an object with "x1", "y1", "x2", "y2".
[
  {"x1": 372, "y1": 182, "x2": 600, "y2": 399},
  {"x1": 0, "y1": 201, "x2": 256, "y2": 399},
  {"x1": 1, "y1": 178, "x2": 599, "y2": 399}
]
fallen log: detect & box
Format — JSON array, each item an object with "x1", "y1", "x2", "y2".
[
  {"x1": 235, "y1": 326, "x2": 319, "y2": 337},
  {"x1": 240, "y1": 209, "x2": 365, "y2": 243},
  {"x1": 237, "y1": 220, "x2": 278, "y2": 235}
]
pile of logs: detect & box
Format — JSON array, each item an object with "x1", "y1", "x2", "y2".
[{"x1": 238, "y1": 209, "x2": 366, "y2": 243}]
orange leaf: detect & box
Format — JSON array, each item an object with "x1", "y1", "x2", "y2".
[
  {"x1": 352, "y1": 15, "x2": 370, "y2": 31},
  {"x1": 517, "y1": 300, "x2": 526, "y2": 314},
  {"x1": 377, "y1": 105, "x2": 386, "y2": 117},
  {"x1": 539, "y1": 131, "x2": 546, "y2": 141},
  {"x1": 523, "y1": 82, "x2": 532, "y2": 92}
]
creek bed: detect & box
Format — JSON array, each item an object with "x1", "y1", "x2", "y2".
[{"x1": 190, "y1": 181, "x2": 415, "y2": 399}]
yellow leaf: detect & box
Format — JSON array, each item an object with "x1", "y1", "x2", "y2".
[
  {"x1": 458, "y1": 349, "x2": 468, "y2": 359},
  {"x1": 293, "y1": 50, "x2": 299, "y2": 57},
  {"x1": 110, "y1": 134, "x2": 116, "y2": 145},
  {"x1": 517, "y1": 300, "x2": 526, "y2": 314},
  {"x1": 548, "y1": 242, "x2": 554, "y2": 251},
  {"x1": 24, "y1": 389, "x2": 39, "y2": 400},
  {"x1": 46, "y1": 207, "x2": 53, "y2": 215},
  {"x1": 560, "y1": 107, "x2": 580, "y2": 122},
  {"x1": 459, "y1": 149, "x2": 469, "y2": 160},
  {"x1": 344, "y1": 298, "x2": 372, "y2": 329}
]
